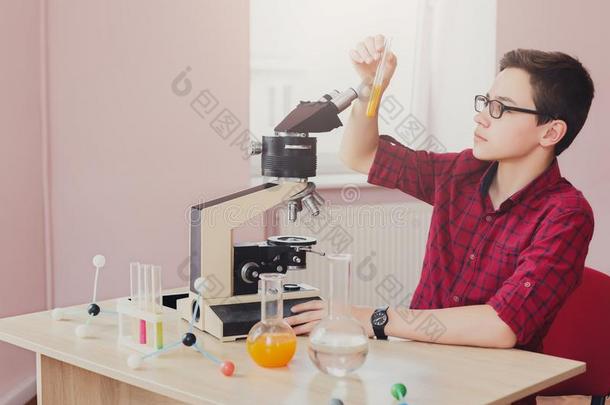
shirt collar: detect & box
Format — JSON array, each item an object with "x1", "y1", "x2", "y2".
[{"x1": 479, "y1": 158, "x2": 562, "y2": 208}]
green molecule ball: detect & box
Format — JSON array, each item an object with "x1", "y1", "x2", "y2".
[{"x1": 391, "y1": 383, "x2": 407, "y2": 400}]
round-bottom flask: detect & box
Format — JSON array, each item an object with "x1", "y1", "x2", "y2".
[
  {"x1": 247, "y1": 273, "x2": 297, "y2": 367},
  {"x1": 308, "y1": 253, "x2": 369, "y2": 377}
]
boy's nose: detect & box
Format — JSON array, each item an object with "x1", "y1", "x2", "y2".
[{"x1": 474, "y1": 111, "x2": 490, "y2": 128}]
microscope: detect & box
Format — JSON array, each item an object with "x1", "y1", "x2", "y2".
[{"x1": 177, "y1": 84, "x2": 364, "y2": 341}]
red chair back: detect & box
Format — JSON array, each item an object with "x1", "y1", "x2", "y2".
[{"x1": 539, "y1": 267, "x2": 610, "y2": 396}]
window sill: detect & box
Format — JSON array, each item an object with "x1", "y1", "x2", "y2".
[{"x1": 249, "y1": 173, "x2": 374, "y2": 189}]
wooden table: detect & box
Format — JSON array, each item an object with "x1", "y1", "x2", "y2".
[{"x1": 0, "y1": 297, "x2": 584, "y2": 404}]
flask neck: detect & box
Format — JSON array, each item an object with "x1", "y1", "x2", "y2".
[
  {"x1": 328, "y1": 254, "x2": 351, "y2": 318},
  {"x1": 260, "y1": 274, "x2": 284, "y2": 323}
]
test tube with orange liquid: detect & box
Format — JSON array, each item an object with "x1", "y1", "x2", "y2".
[{"x1": 366, "y1": 37, "x2": 393, "y2": 117}]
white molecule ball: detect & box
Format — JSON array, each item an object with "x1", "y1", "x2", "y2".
[
  {"x1": 194, "y1": 277, "x2": 206, "y2": 294},
  {"x1": 92, "y1": 254, "x2": 106, "y2": 268},
  {"x1": 51, "y1": 308, "x2": 65, "y2": 321},
  {"x1": 75, "y1": 324, "x2": 91, "y2": 338},
  {"x1": 127, "y1": 354, "x2": 143, "y2": 369}
]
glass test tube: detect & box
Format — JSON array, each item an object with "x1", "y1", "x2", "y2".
[
  {"x1": 142, "y1": 264, "x2": 152, "y2": 346},
  {"x1": 129, "y1": 262, "x2": 142, "y2": 343},
  {"x1": 151, "y1": 265, "x2": 163, "y2": 349},
  {"x1": 128, "y1": 262, "x2": 138, "y2": 342},
  {"x1": 366, "y1": 37, "x2": 393, "y2": 117}
]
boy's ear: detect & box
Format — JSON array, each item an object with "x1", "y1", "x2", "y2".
[{"x1": 540, "y1": 119, "x2": 568, "y2": 148}]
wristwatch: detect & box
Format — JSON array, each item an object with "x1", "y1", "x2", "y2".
[{"x1": 371, "y1": 305, "x2": 389, "y2": 340}]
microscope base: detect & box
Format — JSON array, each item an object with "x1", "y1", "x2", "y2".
[{"x1": 177, "y1": 284, "x2": 322, "y2": 342}]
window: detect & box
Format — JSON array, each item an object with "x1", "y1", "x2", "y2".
[{"x1": 250, "y1": 0, "x2": 496, "y2": 178}]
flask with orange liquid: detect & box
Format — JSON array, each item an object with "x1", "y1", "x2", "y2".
[{"x1": 246, "y1": 273, "x2": 297, "y2": 367}]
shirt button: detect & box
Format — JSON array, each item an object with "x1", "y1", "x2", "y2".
[
  {"x1": 485, "y1": 215, "x2": 493, "y2": 222},
  {"x1": 524, "y1": 281, "x2": 532, "y2": 288},
  {"x1": 469, "y1": 253, "x2": 476, "y2": 261},
  {"x1": 453, "y1": 296, "x2": 460, "y2": 302}
]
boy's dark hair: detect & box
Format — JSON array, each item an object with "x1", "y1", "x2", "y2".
[{"x1": 499, "y1": 49, "x2": 594, "y2": 156}]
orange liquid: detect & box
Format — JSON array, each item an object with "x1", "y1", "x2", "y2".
[
  {"x1": 246, "y1": 333, "x2": 297, "y2": 367},
  {"x1": 366, "y1": 85, "x2": 383, "y2": 117}
]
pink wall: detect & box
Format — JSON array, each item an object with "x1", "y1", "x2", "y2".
[
  {"x1": 497, "y1": 0, "x2": 610, "y2": 273},
  {"x1": 0, "y1": 0, "x2": 47, "y2": 400},
  {"x1": 1, "y1": 0, "x2": 250, "y2": 401},
  {"x1": 45, "y1": 0, "x2": 251, "y2": 306}
]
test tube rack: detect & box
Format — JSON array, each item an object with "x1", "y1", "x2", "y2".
[{"x1": 117, "y1": 262, "x2": 178, "y2": 354}]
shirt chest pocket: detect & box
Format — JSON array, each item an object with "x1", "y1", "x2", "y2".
[{"x1": 483, "y1": 240, "x2": 522, "y2": 279}]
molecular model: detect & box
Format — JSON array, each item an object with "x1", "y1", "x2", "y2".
[
  {"x1": 125, "y1": 277, "x2": 236, "y2": 377},
  {"x1": 51, "y1": 254, "x2": 117, "y2": 338}
]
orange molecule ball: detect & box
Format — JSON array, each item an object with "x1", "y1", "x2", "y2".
[{"x1": 220, "y1": 360, "x2": 235, "y2": 377}]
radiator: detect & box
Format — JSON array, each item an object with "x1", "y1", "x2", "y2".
[{"x1": 276, "y1": 202, "x2": 433, "y2": 308}]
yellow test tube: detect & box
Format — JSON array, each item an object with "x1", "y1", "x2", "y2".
[
  {"x1": 366, "y1": 37, "x2": 393, "y2": 117},
  {"x1": 151, "y1": 265, "x2": 163, "y2": 349}
]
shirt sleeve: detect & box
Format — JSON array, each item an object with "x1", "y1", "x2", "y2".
[
  {"x1": 486, "y1": 208, "x2": 595, "y2": 347},
  {"x1": 367, "y1": 134, "x2": 467, "y2": 205}
]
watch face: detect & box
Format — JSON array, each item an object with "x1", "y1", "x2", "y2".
[{"x1": 372, "y1": 311, "x2": 387, "y2": 326}]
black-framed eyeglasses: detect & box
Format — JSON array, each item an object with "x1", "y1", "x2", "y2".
[{"x1": 474, "y1": 95, "x2": 558, "y2": 120}]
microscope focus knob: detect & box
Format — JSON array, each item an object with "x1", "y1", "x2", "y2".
[
  {"x1": 248, "y1": 140, "x2": 262, "y2": 156},
  {"x1": 241, "y1": 262, "x2": 260, "y2": 284}
]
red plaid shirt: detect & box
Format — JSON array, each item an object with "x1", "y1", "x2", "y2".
[{"x1": 368, "y1": 135, "x2": 594, "y2": 352}]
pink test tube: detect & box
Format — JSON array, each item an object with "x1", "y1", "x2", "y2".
[
  {"x1": 131, "y1": 262, "x2": 148, "y2": 344},
  {"x1": 139, "y1": 319, "x2": 147, "y2": 344}
]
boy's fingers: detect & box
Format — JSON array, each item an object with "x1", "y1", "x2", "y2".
[
  {"x1": 382, "y1": 53, "x2": 398, "y2": 82},
  {"x1": 356, "y1": 42, "x2": 373, "y2": 63},
  {"x1": 284, "y1": 309, "x2": 324, "y2": 326},
  {"x1": 364, "y1": 36, "x2": 380, "y2": 60},
  {"x1": 290, "y1": 300, "x2": 324, "y2": 313},
  {"x1": 373, "y1": 34, "x2": 385, "y2": 52},
  {"x1": 349, "y1": 49, "x2": 363, "y2": 64},
  {"x1": 293, "y1": 321, "x2": 317, "y2": 335}
]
